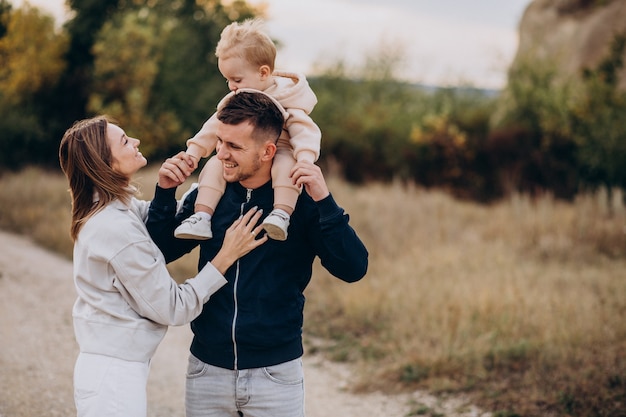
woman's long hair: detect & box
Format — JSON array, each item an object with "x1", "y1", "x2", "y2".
[{"x1": 58, "y1": 116, "x2": 132, "y2": 241}]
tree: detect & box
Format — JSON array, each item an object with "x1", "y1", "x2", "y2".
[
  {"x1": 0, "y1": 3, "x2": 68, "y2": 169},
  {"x1": 49, "y1": 0, "x2": 119, "y2": 133},
  {"x1": 0, "y1": 3, "x2": 67, "y2": 104},
  {"x1": 88, "y1": 9, "x2": 181, "y2": 157},
  {"x1": 487, "y1": 58, "x2": 580, "y2": 198},
  {"x1": 573, "y1": 33, "x2": 626, "y2": 202},
  {"x1": 151, "y1": 0, "x2": 258, "y2": 150},
  {"x1": 0, "y1": 0, "x2": 11, "y2": 38},
  {"x1": 88, "y1": 0, "x2": 260, "y2": 159}
]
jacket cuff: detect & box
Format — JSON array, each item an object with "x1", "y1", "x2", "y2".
[
  {"x1": 153, "y1": 184, "x2": 178, "y2": 207},
  {"x1": 193, "y1": 262, "x2": 228, "y2": 303},
  {"x1": 316, "y1": 193, "x2": 343, "y2": 221}
]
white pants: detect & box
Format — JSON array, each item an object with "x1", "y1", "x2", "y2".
[{"x1": 74, "y1": 352, "x2": 150, "y2": 417}]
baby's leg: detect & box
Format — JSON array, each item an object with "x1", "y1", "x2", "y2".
[
  {"x1": 273, "y1": 140, "x2": 300, "y2": 212},
  {"x1": 262, "y1": 145, "x2": 299, "y2": 241},
  {"x1": 174, "y1": 156, "x2": 225, "y2": 240},
  {"x1": 195, "y1": 156, "x2": 226, "y2": 215}
]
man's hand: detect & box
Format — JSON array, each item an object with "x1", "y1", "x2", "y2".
[
  {"x1": 290, "y1": 161, "x2": 330, "y2": 202},
  {"x1": 158, "y1": 152, "x2": 195, "y2": 189}
]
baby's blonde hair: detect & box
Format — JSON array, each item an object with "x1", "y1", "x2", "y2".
[{"x1": 215, "y1": 18, "x2": 276, "y2": 72}]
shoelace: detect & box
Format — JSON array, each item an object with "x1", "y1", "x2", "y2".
[
  {"x1": 269, "y1": 211, "x2": 289, "y2": 221},
  {"x1": 183, "y1": 215, "x2": 202, "y2": 224}
]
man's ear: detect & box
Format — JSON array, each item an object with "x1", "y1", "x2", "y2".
[
  {"x1": 259, "y1": 65, "x2": 272, "y2": 80},
  {"x1": 261, "y1": 141, "x2": 277, "y2": 161}
]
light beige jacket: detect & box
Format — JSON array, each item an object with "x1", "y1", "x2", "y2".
[
  {"x1": 72, "y1": 196, "x2": 226, "y2": 362},
  {"x1": 186, "y1": 71, "x2": 321, "y2": 164}
]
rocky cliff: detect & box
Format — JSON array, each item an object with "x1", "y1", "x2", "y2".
[{"x1": 512, "y1": 0, "x2": 626, "y2": 89}]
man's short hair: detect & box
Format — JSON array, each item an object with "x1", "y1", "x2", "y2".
[{"x1": 217, "y1": 91, "x2": 284, "y2": 143}]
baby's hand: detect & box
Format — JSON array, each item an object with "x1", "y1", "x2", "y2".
[
  {"x1": 187, "y1": 154, "x2": 200, "y2": 170},
  {"x1": 158, "y1": 152, "x2": 195, "y2": 189}
]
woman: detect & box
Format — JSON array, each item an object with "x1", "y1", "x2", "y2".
[{"x1": 58, "y1": 116, "x2": 267, "y2": 417}]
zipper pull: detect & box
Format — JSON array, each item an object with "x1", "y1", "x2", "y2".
[{"x1": 246, "y1": 188, "x2": 252, "y2": 203}]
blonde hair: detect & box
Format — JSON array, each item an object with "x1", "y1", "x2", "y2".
[
  {"x1": 58, "y1": 116, "x2": 133, "y2": 241},
  {"x1": 215, "y1": 18, "x2": 276, "y2": 72}
]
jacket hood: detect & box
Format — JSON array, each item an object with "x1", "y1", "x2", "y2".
[
  {"x1": 269, "y1": 71, "x2": 317, "y2": 114},
  {"x1": 217, "y1": 88, "x2": 290, "y2": 121}
]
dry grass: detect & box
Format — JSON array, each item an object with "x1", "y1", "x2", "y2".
[
  {"x1": 305, "y1": 180, "x2": 626, "y2": 416},
  {"x1": 1, "y1": 166, "x2": 625, "y2": 416}
]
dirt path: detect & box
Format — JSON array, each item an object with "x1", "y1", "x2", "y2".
[{"x1": 0, "y1": 230, "x2": 489, "y2": 417}]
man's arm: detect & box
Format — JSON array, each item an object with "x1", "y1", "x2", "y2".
[
  {"x1": 292, "y1": 161, "x2": 369, "y2": 282},
  {"x1": 147, "y1": 153, "x2": 200, "y2": 263}
]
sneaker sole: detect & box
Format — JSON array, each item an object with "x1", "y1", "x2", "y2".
[
  {"x1": 262, "y1": 223, "x2": 287, "y2": 241},
  {"x1": 174, "y1": 232, "x2": 212, "y2": 240}
]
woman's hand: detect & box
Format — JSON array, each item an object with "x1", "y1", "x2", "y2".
[{"x1": 210, "y1": 207, "x2": 268, "y2": 274}]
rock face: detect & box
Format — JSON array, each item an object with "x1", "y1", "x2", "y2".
[{"x1": 512, "y1": 0, "x2": 626, "y2": 89}]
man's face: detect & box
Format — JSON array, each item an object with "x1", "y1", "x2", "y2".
[{"x1": 215, "y1": 120, "x2": 263, "y2": 187}]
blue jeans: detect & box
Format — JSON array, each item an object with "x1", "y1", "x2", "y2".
[{"x1": 185, "y1": 354, "x2": 305, "y2": 417}]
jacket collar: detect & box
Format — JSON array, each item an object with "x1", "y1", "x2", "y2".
[
  {"x1": 92, "y1": 186, "x2": 136, "y2": 210},
  {"x1": 231, "y1": 180, "x2": 273, "y2": 201}
]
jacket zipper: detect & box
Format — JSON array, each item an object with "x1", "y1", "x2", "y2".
[{"x1": 232, "y1": 188, "x2": 253, "y2": 370}]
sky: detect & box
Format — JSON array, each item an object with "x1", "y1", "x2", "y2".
[{"x1": 13, "y1": 0, "x2": 532, "y2": 89}]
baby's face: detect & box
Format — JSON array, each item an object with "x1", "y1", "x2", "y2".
[{"x1": 218, "y1": 56, "x2": 269, "y2": 92}]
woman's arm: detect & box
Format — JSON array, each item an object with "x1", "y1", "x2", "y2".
[{"x1": 115, "y1": 207, "x2": 267, "y2": 326}]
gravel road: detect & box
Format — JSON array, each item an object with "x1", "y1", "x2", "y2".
[{"x1": 0, "y1": 230, "x2": 489, "y2": 417}]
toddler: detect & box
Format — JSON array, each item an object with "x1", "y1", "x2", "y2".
[{"x1": 174, "y1": 18, "x2": 321, "y2": 241}]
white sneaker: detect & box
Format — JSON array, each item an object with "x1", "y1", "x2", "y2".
[
  {"x1": 262, "y1": 209, "x2": 290, "y2": 241},
  {"x1": 174, "y1": 213, "x2": 213, "y2": 240}
]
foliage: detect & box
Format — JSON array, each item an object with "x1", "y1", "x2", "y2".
[
  {"x1": 87, "y1": 0, "x2": 259, "y2": 159},
  {"x1": 572, "y1": 33, "x2": 626, "y2": 194},
  {"x1": 51, "y1": 0, "x2": 120, "y2": 136},
  {"x1": 0, "y1": 3, "x2": 68, "y2": 168},
  {"x1": 2, "y1": 0, "x2": 626, "y2": 204},
  {"x1": 0, "y1": 0, "x2": 11, "y2": 38},
  {"x1": 152, "y1": 0, "x2": 257, "y2": 134},
  {"x1": 88, "y1": 8, "x2": 182, "y2": 157},
  {"x1": 488, "y1": 57, "x2": 580, "y2": 199},
  {"x1": 0, "y1": 0, "x2": 261, "y2": 169},
  {"x1": 491, "y1": 32, "x2": 626, "y2": 201},
  {"x1": 0, "y1": 4, "x2": 67, "y2": 104},
  {"x1": 312, "y1": 74, "x2": 418, "y2": 183},
  {"x1": 409, "y1": 87, "x2": 497, "y2": 200},
  {"x1": 312, "y1": 65, "x2": 497, "y2": 200}
]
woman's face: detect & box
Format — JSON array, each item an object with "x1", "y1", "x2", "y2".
[{"x1": 106, "y1": 123, "x2": 147, "y2": 178}]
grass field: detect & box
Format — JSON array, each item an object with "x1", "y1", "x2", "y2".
[{"x1": 1, "y1": 165, "x2": 624, "y2": 417}]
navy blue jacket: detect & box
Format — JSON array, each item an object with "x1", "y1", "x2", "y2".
[{"x1": 147, "y1": 180, "x2": 368, "y2": 370}]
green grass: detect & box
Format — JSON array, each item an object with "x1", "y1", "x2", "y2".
[{"x1": 1, "y1": 165, "x2": 625, "y2": 416}]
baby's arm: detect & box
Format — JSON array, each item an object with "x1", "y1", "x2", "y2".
[
  {"x1": 284, "y1": 108, "x2": 321, "y2": 163},
  {"x1": 185, "y1": 113, "x2": 220, "y2": 169}
]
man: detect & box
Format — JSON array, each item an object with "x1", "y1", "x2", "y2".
[{"x1": 148, "y1": 90, "x2": 368, "y2": 417}]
